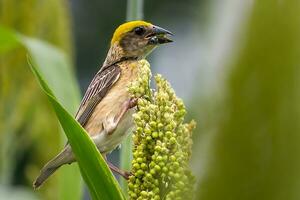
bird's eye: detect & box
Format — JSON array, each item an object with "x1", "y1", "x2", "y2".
[{"x1": 134, "y1": 26, "x2": 145, "y2": 36}]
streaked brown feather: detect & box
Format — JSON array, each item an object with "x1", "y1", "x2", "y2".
[
  {"x1": 75, "y1": 65, "x2": 121, "y2": 126},
  {"x1": 84, "y1": 61, "x2": 139, "y2": 137}
]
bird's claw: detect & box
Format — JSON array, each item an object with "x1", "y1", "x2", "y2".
[
  {"x1": 129, "y1": 98, "x2": 138, "y2": 109},
  {"x1": 123, "y1": 171, "x2": 133, "y2": 180}
]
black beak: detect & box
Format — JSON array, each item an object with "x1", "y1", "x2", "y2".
[
  {"x1": 147, "y1": 25, "x2": 173, "y2": 45},
  {"x1": 152, "y1": 25, "x2": 174, "y2": 36}
]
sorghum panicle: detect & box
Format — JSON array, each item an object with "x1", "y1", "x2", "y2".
[{"x1": 128, "y1": 60, "x2": 196, "y2": 200}]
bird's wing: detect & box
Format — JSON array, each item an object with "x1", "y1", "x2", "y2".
[{"x1": 75, "y1": 64, "x2": 121, "y2": 126}]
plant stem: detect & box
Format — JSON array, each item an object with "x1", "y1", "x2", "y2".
[
  {"x1": 126, "y1": 0, "x2": 144, "y2": 21},
  {"x1": 120, "y1": 0, "x2": 144, "y2": 195}
]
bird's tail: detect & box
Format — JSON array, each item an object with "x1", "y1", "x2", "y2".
[{"x1": 33, "y1": 147, "x2": 74, "y2": 189}]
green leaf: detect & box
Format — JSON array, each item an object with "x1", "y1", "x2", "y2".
[
  {"x1": 0, "y1": 25, "x2": 82, "y2": 200},
  {"x1": 20, "y1": 36, "x2": 80, "y2": 113},
  {"x1": 28, "y1": 59, "x2": 125, "y2": 200},
  {"x1": 18, "y1": 35, "x2": 82, "y2": 200},
  {"x1": 20, "y1": 37, "x2": 82, "y2": 200},
  {"x1": 0, "y1": 26, "x2": 20, "y2": 53},
  {"x1": 0, "y1": 24, "x2": 126, "y2": 200}
]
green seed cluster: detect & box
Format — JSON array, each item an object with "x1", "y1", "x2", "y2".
[
  {"x1": 127, "y1": 60, "x2": 152, "y2": 100},
  {"x1": 128, "y1": 60, "x2": 196, "y2": 200}
]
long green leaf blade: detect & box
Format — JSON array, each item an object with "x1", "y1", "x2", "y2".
[
  {"x1": 0, "y1": 25, "x2": 82, "y2": 200},
  {"x1": 20, "y1": 35, "x2": 82, "y2": 200},
  {"x1": 28, "y1": 59, "x2": 125, "y2": 200}
]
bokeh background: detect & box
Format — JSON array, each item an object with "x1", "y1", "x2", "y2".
[{"x1": 1, "y1": 0, "x2": 300, "y2": 199}]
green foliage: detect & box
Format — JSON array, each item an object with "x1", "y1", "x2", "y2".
[
  {"x1": 21, "y1": 36, "x2": 80, "y2": 112},
  {"x1": 0, "y1": 25, "x2": 81, "y2": 199},
  {"x1": 0, "y1": 0, "x2": 76, "y2": 199},
  {"x1": 28, "y1": 59, "x2": 125, "y2": 200},
  {"x1": 0, "y1": 26, "x2": 20, "y2": 52},
  {"x1": 127, "y1": 60, "x2": 196, "y2": 200},
  {"x1": 194, "y1": 1, "x2": 300, "y2": 200},
  {"x1": 0, "y1": 0, "x2": 73, "y2": 54},
  {"x1": 22, "y1": 36, "x2": 82, "y2": 200}
]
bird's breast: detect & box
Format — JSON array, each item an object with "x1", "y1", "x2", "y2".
[
  {"x1": 93, "y1": 108, "x2": 135, "y2": 154},
  {"x1": 84, "y1": 60, "x2": 140, "y2": 153}
]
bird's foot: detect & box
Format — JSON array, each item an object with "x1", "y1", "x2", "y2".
[
  {"x1": 122, "y1": 170, "x2": 133, "y2": 180},
  {"x1": 128, "y1": 98, "x2": 138, "y2": 109},
  {"x1": 106, "y1": 159, "x2": 132, "y2": 180}
]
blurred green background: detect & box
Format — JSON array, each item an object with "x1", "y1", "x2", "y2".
[{"x1": 1, "y1": 0, "x2": 300, "y2": 199}]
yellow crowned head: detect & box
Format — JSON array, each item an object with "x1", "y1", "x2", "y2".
[
  {"x1": 109, "y1": 20, "x2": 173, "y2": 59},
  {"x1": 111, "y1": 21, "x2": 152, "y2": 44}
]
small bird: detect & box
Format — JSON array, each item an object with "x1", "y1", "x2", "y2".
[{"x1": 33, "y1": 21, "x2": 173, "y2": 189}]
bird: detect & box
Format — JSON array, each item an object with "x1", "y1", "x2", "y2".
[{"x1": 33, "y1": 20, "x2": 173, "y2": 189}]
